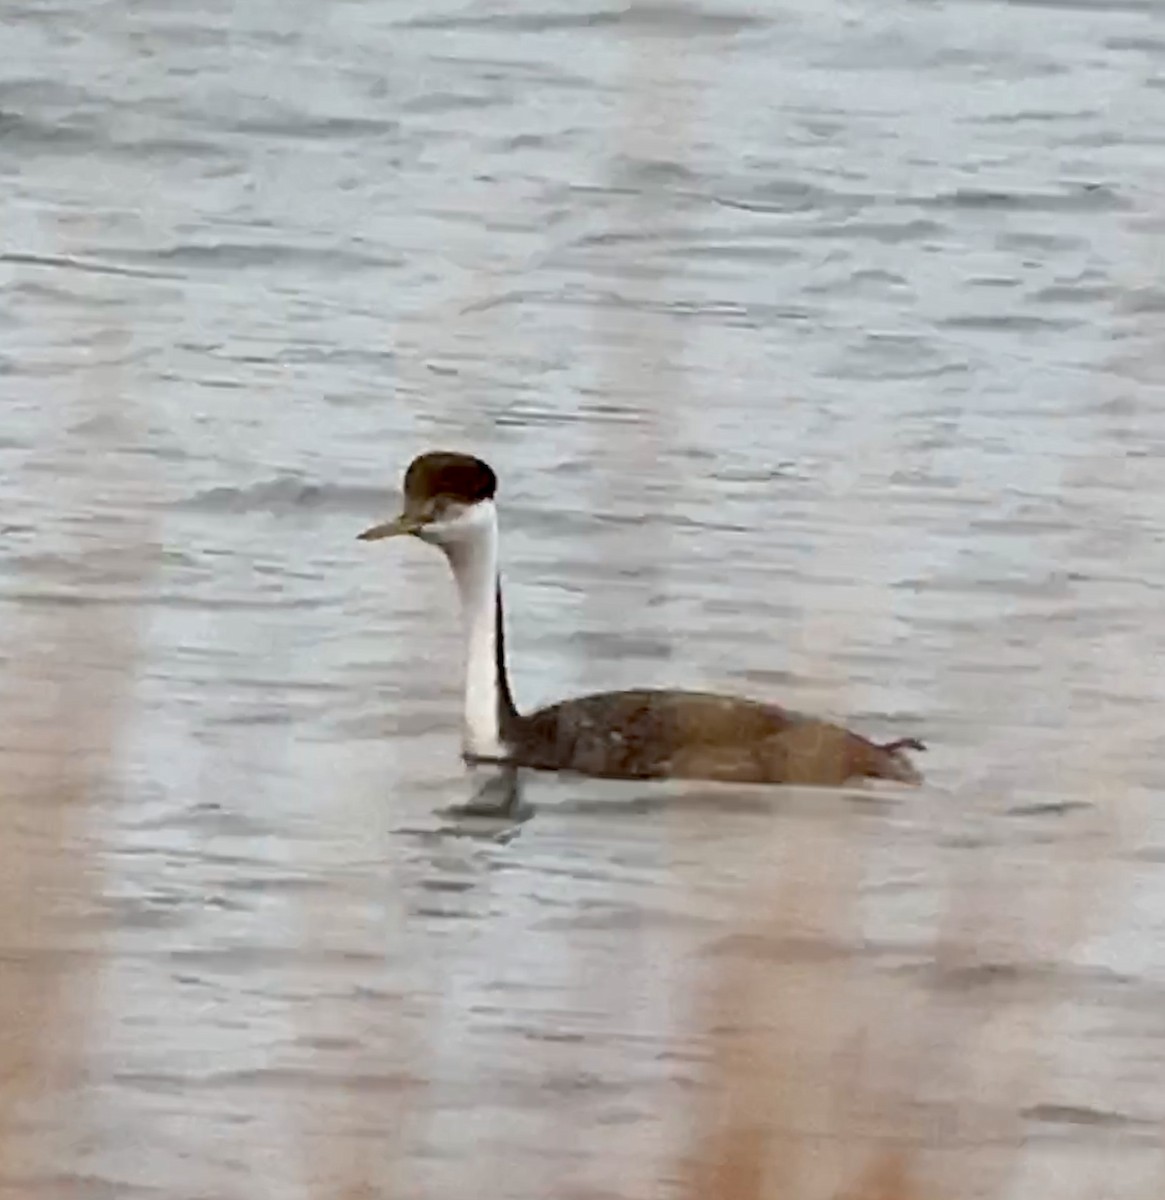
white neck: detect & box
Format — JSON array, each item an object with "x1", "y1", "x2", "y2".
[{"x1": 438, "y1": 500, "x2": 509, "y2": 759}]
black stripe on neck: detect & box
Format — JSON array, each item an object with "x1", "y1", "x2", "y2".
[{"x1": 494, "y1": 578, "x2": 520, "y2": 740}]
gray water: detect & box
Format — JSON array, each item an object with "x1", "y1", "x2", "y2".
[{"x1": 3, "y1": 0, "x2": 1165, "y2": 1196}]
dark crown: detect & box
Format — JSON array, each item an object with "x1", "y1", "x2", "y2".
[{"x1": 402, "y1": 452, "x2": 497, "y2": 505}]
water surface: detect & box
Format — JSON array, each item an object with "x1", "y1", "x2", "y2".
[{"x1": 3, "y1": 0, "x2": 1165, "y2": 1195}]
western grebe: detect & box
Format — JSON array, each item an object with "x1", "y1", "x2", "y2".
[{"x1": 359, "y1": 451, "x2": 924, "y2": 787}]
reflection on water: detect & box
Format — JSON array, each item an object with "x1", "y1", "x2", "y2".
[
  {"x1": 3, "y1": 0, "x2": 1165, "y2": 1195},
  {"x1": 432, "y1": 765, "x2": 532, "y2": 839}
]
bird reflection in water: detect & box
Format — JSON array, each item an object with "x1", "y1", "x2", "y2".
[{"x1": 434, "y1": 763, "x2": 531, "y2": 843}]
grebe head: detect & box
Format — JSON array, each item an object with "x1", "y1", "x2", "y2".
[
  {"x1": 358, "y1": 450, "x2": 516, "y2": 759},
  {"x1": 357, "y1": 451, "x2": 497, "y2": 550}
]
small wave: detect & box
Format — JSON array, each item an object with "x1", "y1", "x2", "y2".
[
  {"x1": 996, "y1": 230, "x2": 1085, "y2": 254},
  {"x1": 1022, "y1": 1103, "x2": 1156, "y2": 1130},
  {"x1": 110, "y1": 132, "x2": 235, "y2": 162},
  {"x1": 807, "y1": 217, "x2": 946, "y2": 244},
  {"x1": 1032, "y1": 282, "x2": 1111, "y2": 305},
  {"x1": 1107, "y1": 35, "x2": 1165, "y2": 53},
  {"x1": 0, "y1": 108, "x2": 100, "y2": 152},
  {"x1": 399, "y1": 2, "x2": 768, "y2": 35},
  {"x1": 938, "y1": 313, "x2": 1081, "y2": 333},
  {"x1": 401, "y1": 89, "x2": 507, "y2": 116},
  {"x1": 0, "y1": 589, "x2": 152, "y2": 609},
  {"x1": 912, "y1": 183, "x2": 1129, "y2": 214},
  {"x1": 711, "y1": 184, "x2": 869, "y2": 216},
  {"x1": 222, "y1": 112, "x2": 400, "y2": 141},
  {"x1": 182, "y1": 476, "x2": 391, "y2": 514},
  {"x1": 1119, "y1": 287, "x2": 1165, "y2": 315},
  {"x1": 105, "y1": 240, "x2": 400, "y2": 274},
  {"x1": 978, "y1": 108, "x2": 1104, "y2": 126},
  {"x1": 0, "y1": 251, "x2": 172, "y2": 281},
  {"x1": 679, "y1": 240, "x2": 802, "y2": 265},
  {"x1": 995, "y1": 0, "x2": 1151, "y2": 10}
]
